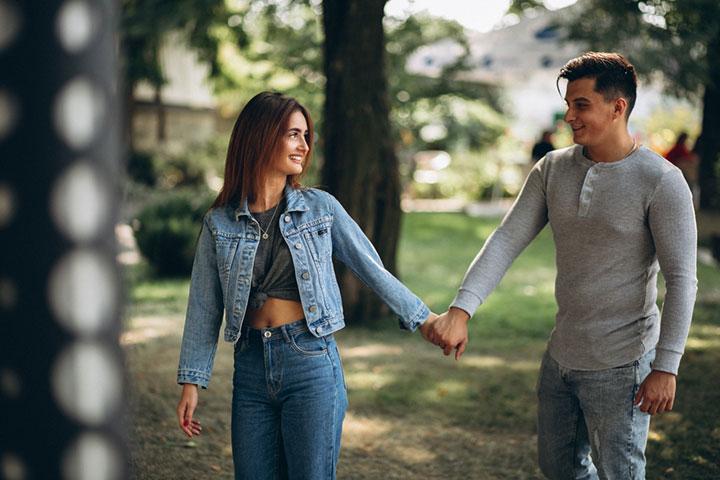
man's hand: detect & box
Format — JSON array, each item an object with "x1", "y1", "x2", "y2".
[
  {"x1": 421, "y1": 307, "x2": 470, "y2": 360},
  {"x1": 634, "y1": 370, "x2": 676, "y2": 415}
]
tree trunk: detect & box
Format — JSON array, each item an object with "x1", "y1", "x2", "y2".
[
  {"x1": 321, "y1": 0, "x2": 402, "y2": 324},
  {"x1": 153, "y1": 83, "x2": 167, "y2": 143},
  {"x1": 696, "y1": 30, "x2": 720, "y2": 211},
  {"x1": 123, "y1": 80, "x2": 135, "y2": 155}
]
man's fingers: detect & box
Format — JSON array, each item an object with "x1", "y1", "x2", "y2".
[
  {"x1": 667, "y1": 396, "x2": 675, "y2": 411},
  {"x1": 455, "y1": 339, "x2": 467, "y2": 361},
  {"x1": 634, "y1": 384, "x2": 644, "y2": 406}
]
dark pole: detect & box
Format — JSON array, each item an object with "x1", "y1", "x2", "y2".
[{"x1": 0, "y1": 1, "x2": 128, "y2": 479}]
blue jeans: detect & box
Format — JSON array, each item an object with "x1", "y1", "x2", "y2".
[
  {"x1": 537, "y1": 349, "x2": 655, "y2": 480},
  {"x1": 231, "y1": 319, "x2": 348, "y2": 480}
]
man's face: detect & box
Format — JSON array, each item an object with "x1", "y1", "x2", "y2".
[{"x1": 563, "y1": 77, "x2": 618, "y2": 147}]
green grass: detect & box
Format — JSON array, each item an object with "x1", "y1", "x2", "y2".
[{"x1": 125, "y1": 212, "x2": 720, "y2": 479}]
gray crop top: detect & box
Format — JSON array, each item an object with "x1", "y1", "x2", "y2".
[{"x1": 248, "y1": 198, "x2": 301, "y2": 310}]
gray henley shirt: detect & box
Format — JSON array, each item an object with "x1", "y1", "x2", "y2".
[{"x1": 451, "y1": 145, "x2": 697, "y2": 374}]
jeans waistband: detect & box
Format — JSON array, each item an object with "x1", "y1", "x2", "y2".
[{"x1": 241, "y1": 318, "x2": 308, "y2": 343}]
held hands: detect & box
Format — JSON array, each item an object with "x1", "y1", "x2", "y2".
[
  {"x1": 419, "y1": 308, "x2": 470, "y2": 360},
  {"x1": 634, "y1": 370, "x2": 676, "y2": 415},
  {"x1": 176, "y1": 384, "x2": 203, "y2": 438}
]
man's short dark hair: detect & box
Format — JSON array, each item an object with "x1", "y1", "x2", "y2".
[{"x1": 557, "y1": 52, "x2": 637, "y2": 118}]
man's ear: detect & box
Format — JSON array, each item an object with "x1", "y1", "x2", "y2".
[{"x1": 614, "y1": 97, "x2": 628, "y2": 119}]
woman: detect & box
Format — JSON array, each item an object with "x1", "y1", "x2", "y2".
[{"x1": 175, "y1": 91, "x2": 435, "y2": 479}]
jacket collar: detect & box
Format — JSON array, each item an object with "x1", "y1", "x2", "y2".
[{"x1": 234, "y1": 184, "x2": 309, "y2": 221}]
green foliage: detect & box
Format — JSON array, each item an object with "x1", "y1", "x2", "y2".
[
  {"x1": 127, "y1": 150, "x2": 156, "y2": 186},
  {"x1": 385, "y1": 13, "x2": 506, "y2": 153},
  {"x1": 121, "y1": 0, "x2": 244, "y2": 89},
  {"x1": 560, "y1": 0, "x2": 720, "y2": 100},
  {"x1": 133, "y1": 188, "x2": 214, "y2": 277},
  {"x1": 211, "y1": 0, "x2": 325, "y2": 129},
  {"x1": 216, "y1": 3, "x2": 506, "y2": 160}
]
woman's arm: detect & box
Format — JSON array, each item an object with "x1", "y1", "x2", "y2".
[
  {"x1": 177, "y1": 216, "x2": 224, "y2": 388},
  {"x1": 328, "y1": 194, "x2": 430, "y2": 331}
]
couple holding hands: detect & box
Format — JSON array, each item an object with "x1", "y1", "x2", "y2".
[{"x1": 175, "y1": 52, "x2": 697, "y2": 480}]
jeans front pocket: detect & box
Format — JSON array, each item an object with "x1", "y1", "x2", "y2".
[{"x1": 289, "y1": 330, "x2": 328, "y2": 356}]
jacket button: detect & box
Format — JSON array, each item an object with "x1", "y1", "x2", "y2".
[
  {"x1": 294, "y1": 243, "x2": 302, "y2": 249},
  {"x1": 284, "y1": 215, "x2": 291, "y2": 223},
  {"x1": 308, "y1": 305, "x2": 317, "y2": 313},
  {"x1": 302, "y1": 272, "x2": 310, "y2": 280}
]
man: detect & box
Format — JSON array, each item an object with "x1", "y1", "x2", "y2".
[
  {"x1": 423, "y1": 52, "x2": 697, "y2": 479},
  {"x1": 531, "y1": 130, "x2": 555, "y2": 163}
]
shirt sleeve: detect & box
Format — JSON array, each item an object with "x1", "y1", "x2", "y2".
[
  {"x1": 451, "y1": 163, "x2": 549, "y2": 317},
  {"x1": 647, "y1": 169, "x2": 698, "y2": 374}
]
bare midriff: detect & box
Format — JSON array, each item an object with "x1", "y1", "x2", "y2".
[{"x1": 246, "y1": 297, "x2": 305, "y2": 329}]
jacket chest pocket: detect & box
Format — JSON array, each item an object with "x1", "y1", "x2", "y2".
[
  {"x1": 302, "y1": 223, "x2": 332, "y2": 264},
  {"x1": 214, "y1": 234, "x2": 242, "y2": 293}
]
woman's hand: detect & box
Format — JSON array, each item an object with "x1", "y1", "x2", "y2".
[{"x1": 176, "y1": 384, "x2": 203, "y2": 438}]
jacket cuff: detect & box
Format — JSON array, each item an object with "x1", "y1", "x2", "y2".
[
  {"x1": 449, "y1": 289, "x2": 482, "y2": 319},
  {"x1": 652, "y1": 348, "x2": 682, "y2": 375},
  {"x1": 398, "y1": 302, "x2": 430, "y2": 332},
  {"x1": 177, "y1": 368, "x2": 211, "y2": 389}
]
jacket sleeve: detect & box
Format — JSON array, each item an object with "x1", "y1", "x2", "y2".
[
  {"x1": 328, "y1": 194, "x2": 429, "y2": 331},
  {"x1": 177, "y1": 215, "x2": 224, "y2": 389}
]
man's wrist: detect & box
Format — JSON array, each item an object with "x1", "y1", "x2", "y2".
[{"x1": 449, "y1": 307, "x2": 471, "y2": 322}]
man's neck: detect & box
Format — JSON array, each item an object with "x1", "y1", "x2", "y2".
[{"x1": 584, "y1": 131, "x2": 636, "y2": 163}]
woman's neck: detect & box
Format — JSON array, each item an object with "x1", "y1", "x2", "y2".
[{"x1": 250, "y1": 175, "x2": 286, "y2": 212}]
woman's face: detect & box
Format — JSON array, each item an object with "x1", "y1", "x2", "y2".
[{"x1": 271, "y1": 110, "x2": 310, "y2": 177}]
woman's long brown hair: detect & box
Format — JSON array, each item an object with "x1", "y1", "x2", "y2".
[{"x1": 211, "y1": 92, "x2": 314, "y2": 209}]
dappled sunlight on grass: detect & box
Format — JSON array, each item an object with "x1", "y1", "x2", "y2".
[
  {"x1": 461, "y1": 354, "x2": 537, "y2": 372},
  {"x1": 342, "y1": 412, "x2": 393, "y2": 440},
  {"x1": 420, "y1": 379, "x2": 471, "y2": 402},
  {"x1": 342, "y1": 343, "x2": 403, "y2": 359},
  {"x1": 685, "y1": 336, "x2": 720, "y2": 350},
  {"x1": 120, "y1": 314, "x2": 182, "y2": 345},
  {"x1": 347, "y1": 370, "x2": 394, "y2": 391}
]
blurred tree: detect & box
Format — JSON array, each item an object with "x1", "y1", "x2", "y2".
[
  {"x1": 321, "y1": 0, "x2": 400, "y2": 322},
  {"x1": 385, "y1": 13, "x2": 505, "y2": 154},
  {"x1": 514, "y1": 0, "x2": 720, "y2": 210},
  {"x1": 120, "y1": 0, "x2": 245, "y2": 148}
]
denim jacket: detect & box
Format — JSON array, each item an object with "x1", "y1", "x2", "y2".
[{"x1": 177, "y1": 185, "x2": 429, "y2": 388}]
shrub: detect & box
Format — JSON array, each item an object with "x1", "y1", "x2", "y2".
[
  {"x1": 134, "y1": 188, "x2": 215, "y2": 277},
  {"x1": 127, "y1": 151, "x2": 157, "y2": 186}
]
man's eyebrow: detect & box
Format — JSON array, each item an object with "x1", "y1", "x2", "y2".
[{"x1": 564, "y1": 96, "x2": 591, "y2": 103}]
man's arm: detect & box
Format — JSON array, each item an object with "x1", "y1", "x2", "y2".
[
  {"x1": 636, "y1": 168, "x2": 697, "y2": 414},
  {"x1": 429, "y1": 163, "x2": 550, "y2": 356}
]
